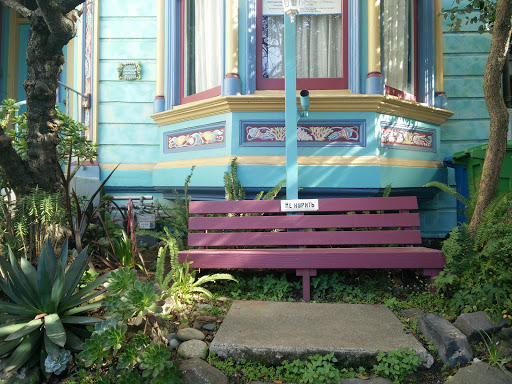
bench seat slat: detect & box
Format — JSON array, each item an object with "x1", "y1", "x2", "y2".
[
  {"x1": 189, "y1": 196, "x2": 418, "y2": 215},
  {"x1": 189, "y1": 213, "x2": 420, "y2": 231},
  {"x1": 188, "y1": 229, "x2": 422, "y2": 247},
  {"x1": 178, "y1": 247, "x2": 445, "y2": 269}
]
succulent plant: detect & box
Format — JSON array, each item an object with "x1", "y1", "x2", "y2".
[
  {"x1": 0, "y1": 238, "x2": 110, "y2": 372},
  {"x1": 44, "y1": 349, "x2": 71, "y2": 375}
]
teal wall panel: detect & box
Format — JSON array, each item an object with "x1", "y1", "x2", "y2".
[
  {"x1": 98, "y1": 81, "x2": 156, "y2": 103},
  {"x1": 0, "y1": 5, "x2": 9, "y2": 99},
  {"x1": 101, "y1": 0, "x2": 156, "y2": 17},
  {"x1": 98, "y1": 124, "x2": 159, "y2": 145},
  {"x1": 98, "y1": 145, "x2": 159, "y2": 163},
  {"x1": 99, "y1": 40, "x2": 156, "y2": 60},
  {"x1": 441, "y1": 119, "x2": 489, "y2": 141},
  {"x1": 443, "y1": 33, "x2": 491, "y2": 54},
  {"x1": 153, "y1": 165, "x2": 231, "y2": 189},
  {"x1": 448, "y1": 99, "x2": 489, "y2": 120},
  {"x1": 101, "y1": 170, "x2": 153, "y2": 187},
  {"x1": 98, "y1": 102, "x2": 155, "y2": 124},
  {"x1": 444, "y1": 77, "x2": 484, "y2": 98},
  {"x1": 100, "y1": 17, "x2": 157, "y2": 39},
  {"x1": 444, "y1": 54, "x2": 488, "y2": 76}
]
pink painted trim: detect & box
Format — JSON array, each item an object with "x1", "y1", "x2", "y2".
[
  {"x1": 385, "y1": 85, "x2": 417, "y2": 102},
  {"x1": 435, "y1": 92, "x2": 446, "y2": 97},
  {"x1": 255, "y1": 0, "x2": 348, "y2": 91},
  {"x1": 367, "y1": 72, "x2": 383, "y2": 78}
]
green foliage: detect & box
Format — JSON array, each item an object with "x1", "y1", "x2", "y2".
[
  {"x1": 0, "y1": 238, "x2": 109, "y2": 373},
  {"x1": 442, "y1": 0, "x2": 497, "y2": 33},
  {"x1": 226, "y1": 273, "x2": 299, "y2": 301},
  {"x1": 103, "y1": 267, "x2": 165, "y2": 326},
  {"x1": 10, "y1": 187, "x2": 67, "y2": 260},
  {"x1": 170, "y1": 261, "x2": 238, "y2": 306},
  {"x1": 44, "y1": 349, "x2": 72, "y2": 375},
  {"x1": 372, "y1": 347, "x2": 423, "y2": 384},
  {"x1": 113, "y1": 230, "x2": 136, "y2": 268},
  {"x1": 281, "y1": 353, "x2": 342, "y2": 383},
  {"x1": 224, "y1": 157, "x2": 246, "y2": 201},
  {"x1": 435, "y1": 193, "x2": 512, "y2": 320},
  {"x1": 138, "y1": 343, "x2": 172, "y2": 378},
  {"x1": 478, "y1": 331, "x2": 512, "y2": 377}
]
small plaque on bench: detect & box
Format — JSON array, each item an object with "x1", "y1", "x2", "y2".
[{"x1": 281, "y1": 199, "x2": 319, "y2": 212}]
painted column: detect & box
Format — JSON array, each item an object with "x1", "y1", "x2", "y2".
[
  {"x1": 349, "y1": 0, "x2": 361, "y2": 94},
  {"x1": 434, "y1": 0, "x2": 447, "y2": 109},
  {"x1": 366, "y1": 0, "x2": 383, "y2": 94},
  {"x1": 418, "y1": 0, "x2": 435, "y2": 106},
  {"x1": 284, "y1": 16, "x2": 298, "y2": 200},
  {"x1": 154, "y1": 0, "x2": 165, "y2": 113},
  {"x1": 223, "y1": 0, "x2": 241, "y2": 95}
]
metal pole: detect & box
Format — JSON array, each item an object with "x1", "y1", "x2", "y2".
[{"x1": 284, "y1": 15, "x2": 298, "y2": 200}]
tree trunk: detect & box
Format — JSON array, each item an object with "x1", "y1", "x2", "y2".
[
  {"x1": 0, "y1": 0, "x2": 82, "y2": 197},
  {"x1": 469, "y1": 0, "x2": 512, "y2": 236}
]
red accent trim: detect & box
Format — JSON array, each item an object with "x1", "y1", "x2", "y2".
[
  {"x1": 435, "y1": 92, "x2": 446, "y2": 97},
  {"x1": 256, "y1": 0, "x2": 349, "y2": 91},
  {"x1": 154, "y1": 95, "x2": 165, "y2": 100},
  {"x1": 385, "y1": 85, "x2": 417, "y2": 101},
  {"x1": 367, "y1": 72, "x2": 383, "y2": 78},
  {"x1": 225, "y1": 73, "x2": 240, "y2": 79},
  {"x1": 179, "y1": 1, "x2": 222, "y2": 105}
]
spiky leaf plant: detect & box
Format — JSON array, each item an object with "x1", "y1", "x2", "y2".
[{"x1": 0, "y1": 238, "x2": 110, "y2": 372}]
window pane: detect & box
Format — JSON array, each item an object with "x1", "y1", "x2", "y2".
[
  {"x1": 383, "y1": 0, "x2": 414, "y2": 94},
  {"x1": 262, "y1": 14, "x2": 343, "y2": 79},
  {"x1": 184, "y1": 0, "x2": 223, "y2": 97}
]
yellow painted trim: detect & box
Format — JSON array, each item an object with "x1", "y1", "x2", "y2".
[
  {"x1": 434, "y1": 0, "x2": 444, "y2": 93},
  {"x1": 99, "y1": 163, "x2": 156, "y2": 171},
  {"x1": 151, "y1": 93, "x2": 454, "y2": 126},
  {"x1": 367, "y1": 0, "x2": 381, "y2": 74},
  {"x1": 156, "y1": 0, "x2": 165, "y2": 96},
  {"x1": 226, "y1": 0, "x2": 239, "y2": 74},
  {"x1": 152, "y1": 156, "x2": 444, "y2": 169},
  {"x1": 92, "y1": 0, "x2": 100, "y2": 144}
]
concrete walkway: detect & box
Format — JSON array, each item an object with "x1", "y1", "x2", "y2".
[{"x1": 210, "y1": 301, "x2": 433, "y2": 368}]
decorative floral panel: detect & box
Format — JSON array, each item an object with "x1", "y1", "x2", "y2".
[
  {"x1": 163, "y1": 123, "x2": 225, "y2": 153},
  {"x1": 241, "y1": 120, "x2": 366, "y2": 147},
  {"x1": 380, "y1": 123, "x2": 436, "y2": 152}
]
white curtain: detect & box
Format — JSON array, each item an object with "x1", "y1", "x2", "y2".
[
  {"x1": 264, "y1": 14, "x2": 343, "y2": 79},
  {"x1": 383, "y1": 0, "x2": 411, "y2": 92},
  {"x1": 186, "y1": 0, "x2": 223, "y2": 95}
]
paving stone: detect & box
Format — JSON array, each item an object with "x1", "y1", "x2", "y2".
[
  {"x1": 445, "y1": 360, "x2": 512, "y2": 384},
  {"x1": 454, "y1": 311, "x2": 508, "y2": 342},
  {"x1": 180, "y1": 358, "x2": 228, "y2": 384},
  {"x1": 178, "y1": 339, "x2": 209, "y2": 359},
  {"x1": 177, "y1": 327, "x2": 206, "y2": 341},
  {"x1": 418, "y1": 313, "x2": 473, "y2": 369},
  {"x1": 399, "y1": 308, "x2": 425, "y2": 324}
]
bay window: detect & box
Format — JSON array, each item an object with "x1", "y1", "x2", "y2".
[
  {"x1": 181, "y1": 0, "x2": 223, "y2": 103},
  {"x1": 382, "y1": 0, "x2": 417, "y2": 100},
  {"x1": 257, "y1": 0, "x2": 348, "y2": 90}
]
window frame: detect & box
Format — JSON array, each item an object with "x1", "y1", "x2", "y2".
[
  {"x1": 383, "y1": 0, "x2": 418, "y2": 101},
  {"x1": 255, "y1": 0, "x2": 349, "y2": 91},
  {"x1": 179, "y1": 0, "x2": 223, "y2": 104}
]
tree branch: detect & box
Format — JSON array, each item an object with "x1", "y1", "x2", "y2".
[
  {"x1": 59, "y1": 0, "x2": 86, "y2": 13},
  {"x1": 0, "y1": 131, "x2": 33, "y2": 195},
  {"x1": 34, "y1": 0, "x2": 75, "y2": 44},
  {"x1": 0, "y1": 0, "x2": 32, "y2": 18}
]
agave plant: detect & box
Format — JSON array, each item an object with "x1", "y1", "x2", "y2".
[{"x1": 0, "y1": 238, "x2": 110, "y2": 372}]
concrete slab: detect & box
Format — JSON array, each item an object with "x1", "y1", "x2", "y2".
[{"x1": 210, "y1": 301, "x2": 433, "y2": 368}]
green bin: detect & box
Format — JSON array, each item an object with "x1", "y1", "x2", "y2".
[{"x1": 451, "y1": 140, "x2": 512, "y2": 198}]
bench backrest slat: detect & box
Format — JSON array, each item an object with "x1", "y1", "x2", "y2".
[
  {"x1": 189, "y1": 213, "x2": 420, "y2": 231},
  {"x1": 188, "y1": 229, "x2": 422, "y2": 247},
  {"x1": 188, "y1": 196, "x2": 418, "y2": 215}
]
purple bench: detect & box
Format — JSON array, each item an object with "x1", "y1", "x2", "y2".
[{"x1": 177, "y1": 196, "x2": 445, "y2": 301}]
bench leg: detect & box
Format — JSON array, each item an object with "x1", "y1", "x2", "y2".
[
  {"x1": 423, "y1": 268, "x2": 441, "y2": 292},
  {"x1": 296, "y1": 269, "x2": 317, "y2": 302}
]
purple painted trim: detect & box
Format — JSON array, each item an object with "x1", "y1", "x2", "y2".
[
  {"x1": 240, "y1": 120, "x2": 366, "y2": 147},
  {"x1": 189, "y1": 213, "x2": 420, "y2": 231},
  {"x1": 188, "y1": 196, "x2": 419, "y2": 215},
  {"x1": 380, "y1": 122, "x2": 437, "y2": 153},
  {"x1": 178, "y1": 247, "x2": 445, "y2": 269}
]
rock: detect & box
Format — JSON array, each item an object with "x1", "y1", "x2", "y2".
[
  {"x1": 180, "y1": 358, "x2": 228, "y2": 384},
  {"x1": 178, "y1": 339, "x2": 209, "y2": 359},
  {"x1": 418, "y1": 313, "x2": 473, "y2": 369},
  {"x1": 165, "y1": 332, "x2": 178, "y2": 342},
  {"x1": 193, "y1": 316, "x2": 218, "y2": 330},
  {"x1": 400, "y1": 308, "x2": 425, "y2": 323},
  {"x1": 177, "y1": 327, "x2": 206, "y2": 341},
  {"x1": 196, "y1": 303, "x2": 213, "y2": 309},
  {"x1": 0, "y1": 363, "x2": 41, "y2": 384},
  {"x1": 202, "y1": 323, "x2": 216, "y2": 331},
  {"x1": 168, "y1": 338, "x2": 181, "y2": 350},
  {"x1": 216, "y1": 297, "x2": 230, "y2": 303},
  {"x1": 454, "y1": 311, "x2": 508, "y2": 342},
  {"x1": 445, "y1": 361, "x2": 512, "y2": 383}
]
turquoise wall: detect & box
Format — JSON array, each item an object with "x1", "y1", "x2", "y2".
[
  {"x1": 98, "y1": 0, "x2": 158, "y2": 189},
  {"x1": 0, "y1": 5, "x2": 9, "y2": 100}
]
